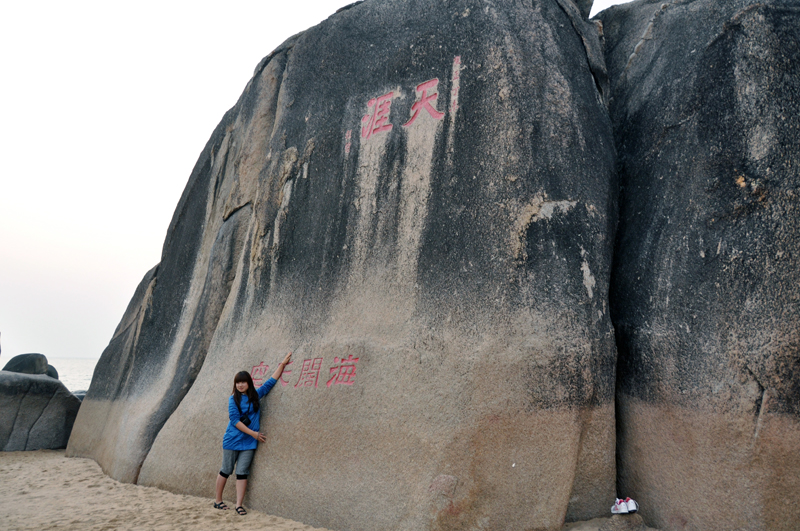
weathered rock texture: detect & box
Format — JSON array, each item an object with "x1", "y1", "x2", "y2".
[
  {"x1": 70, "y1": 0, "x2": 619, "y2": 529},
  {"x1": 600, "y1": 1, "x2": 800, "y2": 530},
  {"x1": 3, "y1": 353, "x2": 49, "y2": 376},
  {"x1": 1, "y1": 371, "x2": 82, "y2": 451}
]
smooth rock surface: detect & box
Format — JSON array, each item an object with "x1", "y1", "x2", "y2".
[
  {"x1": 3, "y1": 353, "x2": 48, "y2": 376},
  {"x1": 0, "y1": 371, "x2": 82, "y2": 451},
  {"x1": 45, "y1": 365, "x2": 58, "y2": 380},
  {"x1": 71, "y1": 0, "x2": 618, "y2": 529},
  {"x1": 600, "y1": 1, "x2": 800, "y2": 530}
]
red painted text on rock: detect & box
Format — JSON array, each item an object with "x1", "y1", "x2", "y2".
[
  {"x1": 294, "y1": 358, "x2": 324, "y2": 388},
  {"x1": 404, "y1": 78, "x2": 444, "y2": 127},
  {"x1": 251, "y1": 362, "x2": 270, "y2": 387},
  {"x1": 361, "y1": 92, "x2": 394, "y2": 139},
  {"x1": 327, "y1": 355, "x2": 360, "y2": 387},
  {"x1": 279, "y1": 360, "x2": 294, "y2": 387}
]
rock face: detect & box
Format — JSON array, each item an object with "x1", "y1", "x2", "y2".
[
  {"x1": 599, "y1": 1, "x2": 800, "y2": 530},
  {"x1": 3, "y1": 353, "x2": 49, "y2": 376},
  {"x1": 67, "y1": 0, "x2": 800, "y2": 529},
  {"x1": 0, "y1": 371, "x2": 82, "y2": 451},
  {"x1": 69, "y1": 0, "x2": 619, "y2": 529}
]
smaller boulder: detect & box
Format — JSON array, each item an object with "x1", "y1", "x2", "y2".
[
  {"x1": 45, "y1": 364, "x2": 59, "y2": 380},
  {"x1": 2, "y1": 353, "x2": 48, "y2": 375},
  {"x1": 0, "y1": 371, "x2": 82, "y2": 451}
]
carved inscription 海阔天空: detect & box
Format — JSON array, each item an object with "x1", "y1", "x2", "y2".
[
  {"x1": 250, "y1": 361, "x2": 270, "y2": 386},
  {"x1": 326, "y1": 355, "x2": 360, "y2": 387},
  {"x1": 251, "y1": 355, "x2": 361, "y2": 390},
  {"x1": 294, "y1": 358, "x2": 323, "y2": 388}
]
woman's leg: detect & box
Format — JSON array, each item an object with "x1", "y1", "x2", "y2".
[
  {"x1": 216, "y1": 450, "x2": 237, "y2": 506},
  {"x1": 215, "y1": 473, "x2": 228, "y2": 503},
  {"x1": 236, "y1": 478, "x2": 248, "y2": 507},
  {"x1": 234, "y1": 449, "x2": 255, "y2": 512}
]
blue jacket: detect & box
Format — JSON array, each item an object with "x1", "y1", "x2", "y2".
[{"x1": 222, "y1": 377, "x2": 277, "y2": 450}]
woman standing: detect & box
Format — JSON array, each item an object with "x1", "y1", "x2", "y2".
[{"x1": 214, "y1": 352, "x2": 292, "y2": 515}]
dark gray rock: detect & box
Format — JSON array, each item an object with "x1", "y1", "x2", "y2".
[
  {"x1": 581, "y1": 0, "x2": 596, "y2": 19},
  {"x1": 0, "y1": 371, "x2": 82, "y2": 451},
  {"x1": 72, "y1": 391, "x2": 87, "y2": 402},
  {"x1": 71, "y1": 0, "x2": 619, "y2": 529},
  {"x1": 2, "y1": 353, "x2": 48, "y2": 375},
  {"x1": 45, "y1": 364, "x2": 58, "y2": 380},
  {"x1": 599, "y1": 1, "x2": 800, "y2": 529}
]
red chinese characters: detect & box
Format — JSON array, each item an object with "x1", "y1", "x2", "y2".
[
  {"x1": 361, "y1": 92, "x2": 395, "y2": 139},
  {"x1": 251, "y1": 362, "x2": 270, "y2": 387},
  {"x1": 279, "y1": 360, "x2": 294, "y2": 387},
  {"x1": 404, "y1": 78, "x2": 445, "y2": 127},
  {"x1": 294, "y1": 358, "x2": 324, "y2": 388},
  {"x1": 327, "y1": 355, "x2": 360, "y2": 387},
  {"x1": 251, "y1": 355, "x2": 362, "y2": 390},
  {"x1": 351, "y1": 57, "x2": 462, "y2": 151}
]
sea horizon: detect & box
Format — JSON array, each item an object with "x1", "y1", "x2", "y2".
[{"x1": 46, "y1": 357, "x2": 99, "y2": 394}]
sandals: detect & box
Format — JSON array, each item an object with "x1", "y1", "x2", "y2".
[{"x1": 214, "y1": 500, "x2": 246, "y2": 515}]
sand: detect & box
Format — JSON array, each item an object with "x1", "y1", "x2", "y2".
[
  {"x1": 0, "y1": 450, "x2": 651, "y2": 531},
  {"x1": 0, "y1": 450, "x2": 332, "y2": 531}
]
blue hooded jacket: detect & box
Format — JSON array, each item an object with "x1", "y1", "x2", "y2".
[{"x1": 222, "y1": 377, "x2": 277, "y2": 450}]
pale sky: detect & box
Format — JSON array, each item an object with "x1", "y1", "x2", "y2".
[{"x1": 0, "y1": 0, "x2": 626, "y2": 360}]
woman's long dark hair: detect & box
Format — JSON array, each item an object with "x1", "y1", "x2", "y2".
[{"x1": 232, "y1": 371, "x2": 260, "y2": 413}]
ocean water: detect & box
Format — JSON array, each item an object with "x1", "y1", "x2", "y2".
[{"x1": 48, "y1": 358, "x2": 99, "y2": 393}]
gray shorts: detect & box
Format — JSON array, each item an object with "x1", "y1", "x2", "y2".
[{"x1": 220, "y1": 449, "x2": 255, "y2": 479}]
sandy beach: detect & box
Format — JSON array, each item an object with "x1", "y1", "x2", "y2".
[
  {"x1": 0, "y1": 450, "x2": 331, "y2": 531},
  {"x1": 0, "y1": 450, "x2": 648, "y2": 531}
]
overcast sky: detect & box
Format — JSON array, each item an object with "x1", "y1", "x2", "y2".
[{"x1": 0, "y1": 0, "x2": 627, "y2": 361}]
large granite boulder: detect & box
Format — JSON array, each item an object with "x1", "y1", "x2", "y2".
[
  {"x1": 0, "y1": 371, "x2": 82, "y2": 451},
  {"x1": 70, "y1": 0, "x2": 619, "y2": 529},
  {"x1": 3, "y1": 353, "x2": 49, "y2": 375},
  {"x1": 599, "y1": 1, "x2": 800, "y2": 529}
]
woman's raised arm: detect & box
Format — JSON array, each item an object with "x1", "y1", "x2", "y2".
[{"x1": 271, "y1": 352, "x2": 292, "y2": 380}]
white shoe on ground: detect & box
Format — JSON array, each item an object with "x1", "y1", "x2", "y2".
[
  {"x1": 625, "y1": 497, "x2": 638, "y2": 513},
  {"x1": 611, "y1": 498, "x2": 629, "y2": 514}
]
